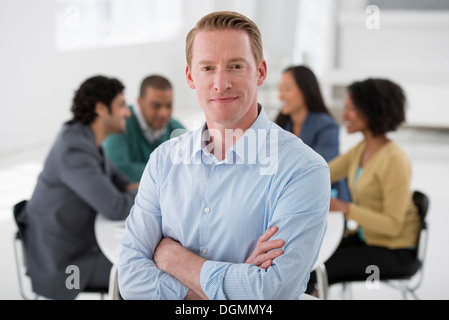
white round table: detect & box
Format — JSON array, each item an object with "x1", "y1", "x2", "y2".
[
  {"x1": 95, "y1": 212, "x2": 344, "y2": 268},
  {"x1": 94, "y1": 214, "x2": 125, "y2": 265},
  {"x1": 95, "y1": 211, "x2": 344, "y2": 300},
  {"x1": 94, "y1": 214, "x2": 126, "y2": 299}
]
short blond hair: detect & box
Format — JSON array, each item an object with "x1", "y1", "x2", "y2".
[{"x1": 185, "y1": 11, "x2": 264, "y2": 67}]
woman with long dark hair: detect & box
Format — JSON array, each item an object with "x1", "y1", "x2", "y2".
[{"x1": 276, "y1": 65, "x2": 350, "y2": 201}]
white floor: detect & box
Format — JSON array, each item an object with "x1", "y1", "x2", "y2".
[{"x1": 1, "y1": 126, "x2": 448, "y2": 300}]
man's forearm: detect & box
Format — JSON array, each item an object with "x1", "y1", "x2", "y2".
[
  {"x1": 154, "y1": 238, "x2": 209, "y2": 300},
  {"x1": 154, "y1": 227, "x2": 284, "y2": 300}
]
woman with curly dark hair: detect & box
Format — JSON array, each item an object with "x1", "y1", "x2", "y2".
[{"x1": 307, "y1": 78, "x2": 422, "y2": 294}]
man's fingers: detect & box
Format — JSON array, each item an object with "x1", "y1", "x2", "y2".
[
  {"x1": 247, "y1": 238, "x2": 284, "y2": 263},
  {"x1": 258, "y1": 226, "x2": 278, "y2": 243},
  {"x1": 259, "y1": 260, "x2": 272, "y2": 269},
  {"x1": 257, "y1": 239, "x2": 285, "y2": 255},
  {"x1": 252, "y1": 249, "x2": 283, "y2": 267},
  {"x1": 245, "y1": 226, "x2": 284, "y2": 267}
]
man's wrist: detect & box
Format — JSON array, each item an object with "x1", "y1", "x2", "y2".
[
  {"x1": 154, "y1": 237, "x2": 208, "y2": 299},
  {"x1": 155, "y1": 238, "x2": 184, "y2": 274},
  {"x1": 169, "y1": 246, "x2": 208, "y2": 299}
]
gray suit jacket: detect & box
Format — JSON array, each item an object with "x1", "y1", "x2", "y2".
[{"x1": 24, "y1": 121, "x2": 137, "y2": 299}]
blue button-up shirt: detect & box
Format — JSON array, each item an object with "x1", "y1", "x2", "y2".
[{"x1": 118, "y1": 107, "x2": 329, "y2": 300}]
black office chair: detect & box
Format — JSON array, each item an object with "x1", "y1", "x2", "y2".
[
  {"x1": 380, "y1": 190, "x2": 430, "y2": 299},
  {"x1": 12, "y1": 200, "x2": 35, "y2": 299},
  {"x1": 340, "y1": 190, "x2": 430, "y2": 300},
  {"x1": 12, "y1": 200, "x2": 108, "y2": 300}
]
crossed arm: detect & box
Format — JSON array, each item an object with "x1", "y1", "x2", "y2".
[
  {"x1": 118, "y1": 151, "x2": 330, "y2": 300},
  {"x1": 153, "y1": 226, "x2": 284, "y2": 300}
]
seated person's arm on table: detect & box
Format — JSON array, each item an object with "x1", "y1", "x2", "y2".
[
  {"x1": 60, "y1": 145, "x2": 135, "y2": 220},
  {"x1": 104, "y1": 134, "x2": 147, "y2": 183}
]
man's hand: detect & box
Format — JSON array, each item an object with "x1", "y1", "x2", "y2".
[
  {"x1": 245, "y1": 226, "x2": 284, "y2": 269},
  {"x1": 126, "y1": 182, "x2": 140, "y2": 192}
]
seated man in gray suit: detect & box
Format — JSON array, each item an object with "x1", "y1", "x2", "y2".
[{"x1": 22, "y1": 75, "x2": 138, "y2": 299}]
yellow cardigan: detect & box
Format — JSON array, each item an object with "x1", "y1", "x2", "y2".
[{"x1": 329, "y1": 140, "x2": 421, "y2": 249}]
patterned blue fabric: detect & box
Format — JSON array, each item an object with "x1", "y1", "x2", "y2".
[{"x1": 118, "y1": 108, "x2": 330, "y2": 299}]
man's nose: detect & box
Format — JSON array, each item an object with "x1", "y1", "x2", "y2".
[
  {"x1": 158, "y1": 106, "x2": 172, "y2": 118},
  {"x1": 214, "y1": 69, "x2": 232, "y2": 93}
]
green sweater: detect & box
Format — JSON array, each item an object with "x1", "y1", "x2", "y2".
[{"x1": 103, "y1": 106, "x2": 185, "y2": 182}]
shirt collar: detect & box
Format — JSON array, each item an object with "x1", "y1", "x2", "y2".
[
  {"x1": 190, "y1": 104, "x2": 271, "y2": 166},
  {"x1": 133, "y1": 105, "x2": 167, "y2": 143}
]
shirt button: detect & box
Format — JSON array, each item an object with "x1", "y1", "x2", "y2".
[
  {"x1": 202, "y1": 248, "x2": 208, "y2": 255},
  {"x1": 204, "y1": 207, "x2": 210, "y2": 213}
]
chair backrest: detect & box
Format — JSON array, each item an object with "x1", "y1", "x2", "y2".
[
  {"x1": 411, "y1": 190, "x2": 429, "y2": 288},
  {"x1": 13, "y1": 200, "x2": 28, "y2": 241},
  {"x1": 412, "y1": 191, "x2": 429, "y2": 225}
]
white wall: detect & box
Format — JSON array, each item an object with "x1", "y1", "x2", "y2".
[
  {"x1": 0, "y1": 0, "x2": 301, "y2": 157},
  {"x1": 320, "y1": 0, "x2": 449, "y2": 128},
  {"x1": 0, "y1": 1, "x2": 198, "y2": 156},
  {"x1": 3, "y1": 0, "x2": 447, "y2": 158}
]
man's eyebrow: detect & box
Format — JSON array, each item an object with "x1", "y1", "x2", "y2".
[
  {"x1": 228, "y1": 58, "x2": 249, "y2": 64},
  {"x1": 197, "y1": 58, "x2": 249, "y2": 65},
  {"x1": 198, "y1": 60, "x2": 214, "y2": 65}
]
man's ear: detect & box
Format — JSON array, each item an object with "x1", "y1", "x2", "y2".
[
  {"x1": 186, "y1": 65, "x2": 196, "y2": 89},
  {"x1": 137, "y1": 96, "x2": 143, "y2": 109},
  {"x1": 95, "y1": 102, "x2": 108, "y2": 117},
  {"x1": 257, "y1": 59, "x2": 268, "y2": 86}
]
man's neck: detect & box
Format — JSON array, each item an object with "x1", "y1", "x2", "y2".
[
  {"x1": 204, "y1": 104, "x2": 260, "y2": 161},
  {"x1": 90, "y1": 120, "x2": 107, "y2": 146},
  {"x1": 134, "y1": 105, "x2": 167, "y2": 143}
]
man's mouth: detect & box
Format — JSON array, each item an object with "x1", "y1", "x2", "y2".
[{"x1": 210, "y1": 97, "x2": 238, "y2": 104}]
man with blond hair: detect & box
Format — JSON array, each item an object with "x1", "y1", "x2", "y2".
[{"x1": 118, "y1": 11, "x2": 329, "y2": 300}]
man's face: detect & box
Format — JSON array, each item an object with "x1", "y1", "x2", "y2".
[
  {"x1": 186, "y1": 29, "x2": 267, "y2": 130},
  {"x1": 105, "y1": 93, "x2": 130, "y2": 134},
  {"x1": 138, "y1": 87, "x2": 173, "y2": 130}
]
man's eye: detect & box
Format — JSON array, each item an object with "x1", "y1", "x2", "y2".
[
  {"x1": 230, "y1": 65, "x2": 243, "y2": 70},
  {"x1": 201, "y1": 66, "x2": 212, "y2": 72}
]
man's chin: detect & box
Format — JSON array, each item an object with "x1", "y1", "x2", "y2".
[
  {"x1": 152, "y1": 122, "x2": 168, "y2": 130},
  {"x1": 117, "y1": 124, "x2": 127, "y2": 133}
]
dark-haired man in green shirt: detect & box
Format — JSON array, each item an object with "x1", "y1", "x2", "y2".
[{"x1": 103, "y1": 75, "x2": 185, "y2": 182}]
